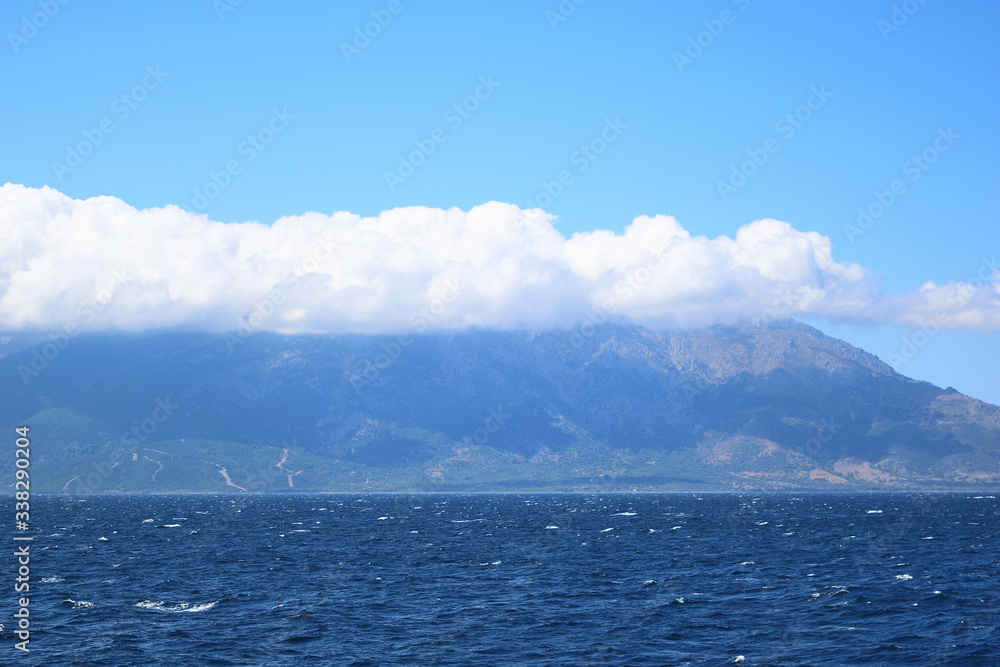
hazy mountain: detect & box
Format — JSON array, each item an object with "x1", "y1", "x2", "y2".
[{"x1": 1, "y1": 321, "x2": 997, "y2": 492}]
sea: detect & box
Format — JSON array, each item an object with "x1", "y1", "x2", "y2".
[{"x1": 2, "y1": 493, "x2": 997, "y2": 666}]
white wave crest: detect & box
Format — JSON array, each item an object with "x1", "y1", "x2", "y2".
[
  {"x1": 135, "y1": 600, "x2": 219, "y2": 613},
  {"x1": 64, "y1": 599, "x2": 94, "y2": 609}
]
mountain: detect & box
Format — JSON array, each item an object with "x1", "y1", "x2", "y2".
[{"x1": 1, "y1": 321, "x2": 997, "y2": 492}]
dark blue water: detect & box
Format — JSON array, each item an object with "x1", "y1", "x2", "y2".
[{"x1": 2, "y1": 493, "x2": 997, "y2": 665}]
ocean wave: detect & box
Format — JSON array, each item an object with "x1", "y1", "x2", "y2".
[
  {"x1": 135, "y1": 600, "x2": 219, "y2": 613},
  {"x1": 62, "y1": 599, "x2": 94, "y2": 609},
  {"x1": 28, "y1": 491, "x2": 992, "y2": 664}
]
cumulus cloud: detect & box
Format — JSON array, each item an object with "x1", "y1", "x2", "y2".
[{"x1": 0, "y1": 183, "x2": 997, "y2": 334}]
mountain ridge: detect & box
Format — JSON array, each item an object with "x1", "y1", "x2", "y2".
[{"x1": 1, "y1": 320, "x2": 997, "y2": 492}]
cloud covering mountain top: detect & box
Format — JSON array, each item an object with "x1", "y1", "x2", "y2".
[{"x1": 0, "y1": 183, "x2": 997, "y2": 335}]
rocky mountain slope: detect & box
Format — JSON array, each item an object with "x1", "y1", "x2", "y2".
[{"x1": 1, "y1": 321, "x2": 997, "y2": 492}]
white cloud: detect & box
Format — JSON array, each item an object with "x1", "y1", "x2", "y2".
[{"x1": 0, "y1": 183, "x2": 997, "y2": 334}]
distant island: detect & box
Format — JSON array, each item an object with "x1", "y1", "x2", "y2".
[{"x1": 1, "y1": 320, "x2": 997, "y2": 492}]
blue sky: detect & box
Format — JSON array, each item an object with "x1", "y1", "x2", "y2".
[{"x1": 1, "y1": 0, "x2": 998, "y2": 402}]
